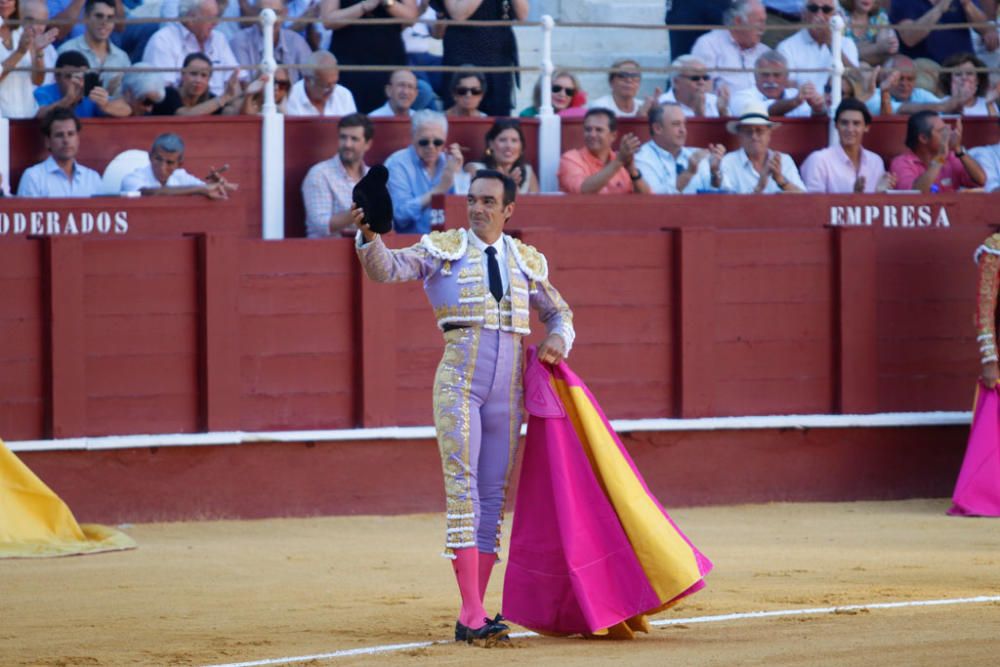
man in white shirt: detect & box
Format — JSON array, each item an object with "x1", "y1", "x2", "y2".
[
  {"x1": 285, "y1": 51, "x2": 358, "y2": 117},
  {"x1": 56, "y1": 0, "x2": 132, "y2": 92},
  {"x1": 658, "y1": 55, "x2": 729, "y2": 117},
  {"x1": 121, "y1": 133, "x2": 234, "y2": 199},
  {"x1": 633, "y1": 102, "x2": 726, "y2": 194},
  {"x1": 776, "y1": 0, "x2": 859, "y2": 91},
  {"x1": 369, "y1": 69, "x2": 418, "y2": 118},
  {"x1": 730, "y1": 49, "x2": 826, "y2": 118},
  {"x1": 142, "y1": 0, "x2": 242, "y2": 96},
  {"x1": 691, "y1": 0, "x2": 769, "y2": 94},
  {"x1": 719, "y1": 100, "x2": 805, "y2": 193},
  {"x1": 17, "y1": 108, "x2": 101, "y2": 197},
  {"x1": 970, "y1": 123, "x2": 1000, "y2": 191}
]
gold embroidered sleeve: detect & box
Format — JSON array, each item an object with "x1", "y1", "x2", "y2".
[
  {"x1": 356, "y1": 233, "x2": 439, "y2": 283},
  {"x1": 531, "y1": 278, "x2": 575, "y2": 356},
  {"x1": 976, "y1": 250, "x2": 1000, "y2": 362}
]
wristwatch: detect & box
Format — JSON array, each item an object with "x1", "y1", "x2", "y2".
[
  {"x1": 955, "y1": 147, "x2": 967, "y2": 158},
  {"x1": 629, "y1": 168, "x2": 643, "y2": 182}
]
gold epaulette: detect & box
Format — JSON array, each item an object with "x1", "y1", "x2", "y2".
[
  {"x1": 510, "y1": 238, "x2": 549, "y2": 282},
  {"x1": 421, "y1": 229, "x2": 468, "y2": 261}
]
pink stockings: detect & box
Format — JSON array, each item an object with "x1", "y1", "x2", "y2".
[{"x1": 451, "y1": 548, "x2": 499, "y2": 628}]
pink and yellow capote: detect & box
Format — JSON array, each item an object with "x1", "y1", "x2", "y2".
[{"x1": 503, "y1": 349, "x2": 712, "y2": 637}]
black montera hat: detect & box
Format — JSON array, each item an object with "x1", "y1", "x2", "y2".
[{"x1": 352, "y1": 164, "x2": 393, "y2": 234}]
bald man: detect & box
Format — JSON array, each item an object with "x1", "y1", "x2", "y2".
[{"x1": 285, "y1": 51, "x2": 358, "y2": 116}]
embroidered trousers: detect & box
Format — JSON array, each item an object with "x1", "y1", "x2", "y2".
[{"x1": 433, "y1": 327, "x2": 524, "y2": 556}]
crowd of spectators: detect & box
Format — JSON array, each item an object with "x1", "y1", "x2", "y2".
[{"x1": 3, "y1": 0, "x2": 1000, "y2": 212}]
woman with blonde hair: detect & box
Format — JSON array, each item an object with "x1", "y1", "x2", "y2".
[{"x1": 520, "y1": 69, "x2": 585, "y2": 117}]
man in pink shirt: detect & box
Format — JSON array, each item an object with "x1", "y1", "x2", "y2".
[
  {"x1": 558, "y1": 108, "x2": 650, "y2": 194},
  {"x1": 889, "y1": 111, "x2": 986, "y2": 193},
  {"x1": 801, "y1": 98, "x2": 891, "y2": 193}
]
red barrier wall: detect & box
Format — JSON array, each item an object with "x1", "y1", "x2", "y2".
[{"x1": 0, "y1": 193, "x2": 993, "y2": 441}]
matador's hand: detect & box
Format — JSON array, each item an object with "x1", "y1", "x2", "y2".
[
  {"x1": 537, "y1": 333, "x2": 566, "y2": 365},
  {"x1": 982, "y1": 361, "x2": 999, "y2": 388}
]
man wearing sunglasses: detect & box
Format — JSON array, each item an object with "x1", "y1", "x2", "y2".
[
  {"x1": 588, "y1": 59, "x2": 660, "y2": 118},
  {"x1": 658, "y1": 55, "x2": 729, "y2": 118},
  {"x1": 56, "y1": 0, "x2": 131, "y2": 92},
  {"x1": 230, "y1": 0, "x2": 312, "y2": 84},
  {"x1": 776, "y1": 0, "x2": 859, "y2": 92},
  {"x1": 385, "y1": 109, "x2": 468, "y2": 233}
]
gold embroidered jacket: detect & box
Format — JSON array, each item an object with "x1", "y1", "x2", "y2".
[
  {"x1": 356, "y1": 228, "x2": 575, "y2": 351},
  {"x1": 975, "y1": 233, "x2": 1000, "y2": 363}
]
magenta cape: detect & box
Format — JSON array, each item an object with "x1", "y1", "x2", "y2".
[
  {"x1": 502, "y1": 349, "x2": 712, "y2": 636},
  {"x1": 949, "y1": 384, "x2": 1000, "y2": 517}
]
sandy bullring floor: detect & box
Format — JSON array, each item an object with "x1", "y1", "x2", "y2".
[{"x1": 3, "y1": 499, "x2": 1000, "y2": 666}]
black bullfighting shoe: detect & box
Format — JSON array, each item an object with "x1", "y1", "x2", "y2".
[{"x1": 454, "y1": 617, "x2": 511, "y2": 647}]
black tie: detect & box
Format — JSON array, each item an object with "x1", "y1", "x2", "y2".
[{"x1": 485, "y1": 246, "x2": 503, "y2": 302}]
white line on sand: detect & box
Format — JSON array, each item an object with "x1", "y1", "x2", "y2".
[{"x1": 203, "y1": 594, "x2": 1000, "y2": 667}]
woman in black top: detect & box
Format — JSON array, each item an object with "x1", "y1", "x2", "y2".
[
  {"x1": 430, "y1": 0, "x2": 528, "y2": 117},
  {"x1": 322, "y1": 0, "x2": 419, "y2": 114}
]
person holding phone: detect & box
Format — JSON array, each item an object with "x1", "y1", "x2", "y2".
[{"x1": 33, "y1": 49, "x2": 129, "y2": 117}]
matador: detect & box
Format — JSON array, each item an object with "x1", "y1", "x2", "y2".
[{"x1": 353, "y1": 170, "x2": 574, "y2": 645}]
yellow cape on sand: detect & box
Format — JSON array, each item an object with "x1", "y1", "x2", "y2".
[{"x1": 0, "y1": 439, "x2": 136, "y2": 559}]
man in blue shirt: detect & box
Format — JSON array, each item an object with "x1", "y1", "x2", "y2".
[
  {"x1": 17, "y1": 108, "x2": 103, "y2": 197},
  {"x1": 892, "y1": 0, "x2": 995, "y2": 64},
  {"x1": 384, "y1": 110, "x2": 467, "y2": 234},
  {"x1": 33, "y1": 50, "x2": 129, "y2": 118}
]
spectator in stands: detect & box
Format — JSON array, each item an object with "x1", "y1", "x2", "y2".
[
  {"x1": 665, "y1": 0, "x2": 730, "y2": 59},
  {"x1": 17, "y1": 108, "x2": 101, "y2": 196},
  {"x1": 719, "y1": 100, "x2": 805, "y2": 193},
  {"x1": 119, "y1": 64, "x2": 165, "y2": 116},
  {"x1": 385, "y1": 110, "x2": 466, "y2": 234},
  {"x1": 240, "y1": 66, "x2": 292, "y2": 114},
  {"x1": 56, "y1": 0, "x2": 130, "y2": 92},
  {"x1": 0, "y1": 0, "x2": 58, "y2": 119},
  {"x1": 940, "y1": 52, "x2": 1000, "y2": 116},
  {"x1": 519, "y1": 69, "x2": 585, "y2": 117},
  {"x1": 892, "y1": 0, "x2": 996, "y2": 65},
  {"x1": 800, "y1": 98, "x2": 892, "y2": 193},
  {"x1": 153, "y1": 52, "x2": 247, "y2": 115},
  {"x1": 588, "y1": 59, "x2": 659, "y2": 118},
  {"x1": 634, "y1": 101, "x2": 726, "y2": 194},
  {"x1": 842, "y1": 0, "x2": 898, "y2": 66},
  {"x1": 731, "y1": 50, "x2": 826, "y2": 118},
  {"x1": 143, "y1": 0, "x2": 241, "y2": 97},
  {"x1": 47, "y1": 0, "x2": 86, "y2": 43},
  {"x1": 370, "y1": 68, "x2": 418, "y2": 118},
  {"x1": 430, "y1": 0, "x2": 526, "y2": 117},
  {"x1": 777, "y1": 0, "x2": 859, "y2": 91},
  {"x1": 302, "y1": 113, "x2": 373, "y2": 237},
  {"x1": 465, "y1": 118, "x2": 538, "y2": 193},
  {"x1": 230, "y1": 0, "x2": 312, "y2": 83},
  {"x1": 445, "y1": 68, "x2": 487, "y2": 117},
  {"x1": 34, "y1": 49, "x2": 129, "y2": 117},
  {"x1": 121, "y1": 132, "x2": 236, "y2": 199},
  {"x1": 403, "y1": 1, "x2": 443, "y2": 95},
  {"x1": 286, "y1": 51, "x2": 358, "y2": 116},
  {"x1": 866, "y1": 55, "x2": 949, "y2": 114},
  {"x1": 691, "y1": 0, "x2": 769, "y2": 94},
  {"x1": 557, "y1": 107, "x2": 649, "y2": 194},
  {"x1": 323, "y1": 0, "x2": 418, "y2": 114},
  {"x1": 658, "y1": 55, "x2": 729, "y2": 118},
  {"x1": 970, "y1": 120, "x2": 1000, "y2": 191},
  {"x1": 890, "y1": 111, "x2": 985, "y2": 192}
]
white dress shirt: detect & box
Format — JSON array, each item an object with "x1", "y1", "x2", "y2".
[
  {"x1": 369, "y1": 102, "x2": 414, "y2": 118},
  {"x1": 719, "y1": 148, "x2": 805, "y2": 194},
  {"x1": 17, "y1": 156, "x2": 102, "y2": 197},
  {"x1": 658, "y1": 89, "x2": 721, "y2": 118},
  {"x1": 142, "y1": 22, "x2": 241, "y2": 96},
  {"x1": 468, "y1": 229, "x2": 509, "y2": 297},
  {"x1": 120, "y1": 164, "x2": 205, "y2": 192},
  {"x1": 633, "y1": 141, "x2": 721, "y2": 194},
  {"x1": 970, "y1": 143, "x2": 1000, "y2": 191},
  {"x1": 691, "y1": 29, "x2": 770, "y2": 94},
  {"x1": 0, "y1": 30, "x2": 56, "y2": 119},
  {"x1": 588, "y1": 94, "x2": 642, "y2": 117},
  {"x1": 285, "y1": 80, "x2": 358, "y2": 117},
  {"x1": 776, "y1": 28, "x2": 859, "y2": 91},
  {"x1": 731, "y1": 86, "x2": 814, "y2": 118}
]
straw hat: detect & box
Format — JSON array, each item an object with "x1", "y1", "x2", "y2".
[{"x1": 725, "y1": 99, "x2": 780, "y2": 134}]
